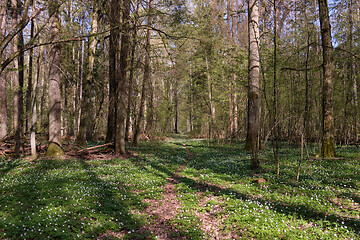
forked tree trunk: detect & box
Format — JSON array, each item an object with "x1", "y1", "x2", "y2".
[
  {"x1": 318, "y1": 0, "x2": 335, "y2": 157},
  {"x1": 46, "y1": 0, "x2": 64, "y2": 157},
  {"x1": 245, "y1": 0, "x2": 261, "y2": 169},
  {"x1": 0, "y1": 0, "x2": 8, "y2": 139}
]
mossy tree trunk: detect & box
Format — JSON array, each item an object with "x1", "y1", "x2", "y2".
[
  {"x1": 46, "y1": 0, "x2": 64, "y2": 157},
  {"x1": 245, "y1": 0, "x2": 261, "y2": 169},
  {"x1": 318, "y1": 0, "x2": 336, "y2": 157}
]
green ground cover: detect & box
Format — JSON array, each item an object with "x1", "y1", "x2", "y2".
[{"x1": 0, "y1": 138, "x2": 358, "y2": 239}]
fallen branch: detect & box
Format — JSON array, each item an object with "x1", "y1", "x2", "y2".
[{"x1": 77, "y1": 142, "x2": 113, "y2": 153}]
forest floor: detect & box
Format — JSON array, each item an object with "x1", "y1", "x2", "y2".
[{"x1": 0, "y1": 136, "x2": 359, "y2": 239}]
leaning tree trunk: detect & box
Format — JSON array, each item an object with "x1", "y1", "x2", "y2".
[
  {"x1": 46, "y1": 0, "x2": 64, "y2": 157},
  {"x1": 245, "y1": 0, "x2": 261, "y2": 169},
  {"x1": 318, "y1": 0, "x2": 335, "y2": 157},
  {"x1": 0, "y1": 0, "x2": 8, "y2": 139}
]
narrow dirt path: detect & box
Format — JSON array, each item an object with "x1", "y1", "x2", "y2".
[{"x1": 138, "y1": 142, "x2": 194, "y2": 239}]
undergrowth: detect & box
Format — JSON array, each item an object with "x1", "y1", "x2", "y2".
[{"x1": 0, "y1": 138, "x2": 358, "y2": 239}]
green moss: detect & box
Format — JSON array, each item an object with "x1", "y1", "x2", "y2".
[
  {"x1": 45, "y1": 142, "x2": 64, "y2": 158},
  {"x1": 321, "y1": 138, "x2": 336, "y2": 157}
]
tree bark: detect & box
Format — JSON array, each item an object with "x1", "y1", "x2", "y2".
[
  {"x1": 318, "y1": 0, "x2": 335, "y2": 157},
  {"x1": 245, "y1": 0, "x2": 261, "y2": 169},
  {"x1": 30, "y1": 0, "x2": 38, "y2": 159},
  {"x1": 12, "y1": 0, "x2": 24, "y2": 156},
  {"x1": 75, "y1": 2, "x2": 98, "y2": 147},
  {"x1": 115, "y1": 0, "x2": 130, "y2": 154},
  {"x1": 106, "y1": 0, "x2": 120, "y2": 143},
  {"x1": 125, "y1": 24, "x2": 138, "y2": 142},
  {"x1": 46, "y1": 0, "x2": 64, "y2": 157},
  {"x1": 133, "y1": 0, "x2": 152, "y2": 146},
  {"x1": 348, "y1": 0, "x2": 358, "y2": 142},
  {"x1": 0, "y1": 0, "x2": 8, "y2": 139}
]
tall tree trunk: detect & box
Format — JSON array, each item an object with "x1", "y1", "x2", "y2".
[
  {"x1": 30, "y1": 0, "x2": 38, "y2": 159},
  {"x1": 205, "y1": 56, "x2": 216, "y2": 138},
  {"x1": 245, "y1": 0, "x2": 261, "y2": 169},
  {"x1": 318, "y1": 0, "x2": 335, "y2": 157},
  {"x1": 12, "y1": 0, "x2": 24, "y2": 155},
  {"x1": 75, "y1": 2, "x2": 98, "y2": 147},
  {"x1": 0, "y1": 0, "x2": 8, "y2": 139},
  {"x1": 46, "y1": 0, "x2": 64, "y2": 157},
  {"x1": 115, "y1": 0, "x2": 130, "y2": 154},
  {"x1": 348, "y1": 0, "x2": 357, "y2": 142},
  {"x1": 25, "y1": 18, "x2": 34, "y2": 133},
  {"x1": 125, "y1": 25, "x2": 138, "y2": 142},
  {"x1": 133, "y1": 0, "x2": 152, "y2": 146},
  {"x1": 106, "y1": 0, "x2": 120, "y2": 143}
]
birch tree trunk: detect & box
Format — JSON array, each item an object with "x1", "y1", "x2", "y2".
[
  {"x1": 245, "y1": 0, "x2": 261, "y2": 169},
  {"x1": 0, "y1": 0, "x2": 8, "y2": 139},
  {"x1": 46, "y1": 0, "x2": 64, "y2": 157},
  {"x1": 318, "y1": 0, "x2": 336, "y2": 157}
]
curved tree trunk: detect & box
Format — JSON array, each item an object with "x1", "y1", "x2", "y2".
[{"x1": 318, "y1": 0, "x2": 335, "y2": 157}]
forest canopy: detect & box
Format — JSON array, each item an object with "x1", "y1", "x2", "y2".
[{"x1": 0, "y1": 0, "x2": 359, "y2": 159}]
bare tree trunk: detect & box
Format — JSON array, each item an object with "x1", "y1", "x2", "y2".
[
  {"x1": 133, "y1": 0, "x2": 152, "y2": 146},
  {"x1": 205, "y1": 56, "x2": 216, "y2": 138},
  {"x1": 229, "y1": 81, "x2": 234, "y2": 138},
  {"x1": 246, "y1": 0, "x2": 261, "y2": 169},
  {"x1": 76, "y1": 2, "x2": 98, "y2": 147},
  {"x1": 0, "y1": 0, "x2": 8, "y2": 138},
  {"x1": 348, "y1": 0, "x2": 358, "y2": 142},
  {"x1": 318, "y1": 0, "x2": 336, "y2": 157},
  {"x1": 125, "y1": 25, "x2": 138, "y2": 142},
  {"x1": 46, "y1": 0, "x2": 64, "y2": 157},
  {"x1": 30, "y1": 0, "x2": 38, "y2": 159},
  {"x1": 115, "y1": 0, "x2": 131, "y2": 154},
  {"x1": 273, "y1": 0, "x2": 279, "y2": 178},
  {"x1": 12, "y1": 0, "x2": 24, "y2": 155},
  {"x1": 25, "y1": 18, "x2": 34, "y2": 133},
  {"x1": 106, "y1": 0, "x2": 120, "y2": 143}
]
